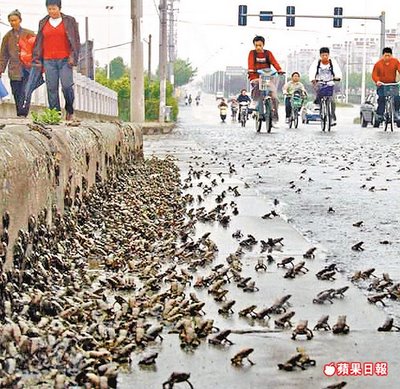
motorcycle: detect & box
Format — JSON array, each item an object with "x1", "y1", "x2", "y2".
[
  {"x1": 219, "y1": 105, "x2": 228, "y2": 122},
  {"x1": 239, "y1": 102, "x2": 249, "y2": 127}
]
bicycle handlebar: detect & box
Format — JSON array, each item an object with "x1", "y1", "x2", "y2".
[
  {"x1": 257, "y1": 69, "x2": 281, "y2": 76},
  {"x1": 378, "y1": 81, "x2": 400, "y2": 86}
]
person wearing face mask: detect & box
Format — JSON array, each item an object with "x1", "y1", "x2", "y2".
[
  {"x1": 32, "y1": 0, "x2": 80, "y2": 121},
  {"x1": 0, "y1": 10, "x2": 36, "y2": 117}
]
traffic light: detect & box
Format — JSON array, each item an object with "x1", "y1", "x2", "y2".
[
  {"x1": 238, "y1": 5, "x2": 247, "y2": 26},
  {"x1": 260, "y1": 11, "x2": 273, "y2": 22},
  {"x1": 286, "y1": 6, "x2": 295, "y2": 27},
  {"x1": 333, "y1": 7, "x2": 343, "y2": 28}
]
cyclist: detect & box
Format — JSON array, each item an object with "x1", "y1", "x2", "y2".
[
  {"x1": 237, "y1": 89, "x2": 251, "y2": 121},
  {"x1": 282, "y1": 72, "x2": 307, "y2": 123},
  {"x1": 218, "y1": 98, "x2": 228, "y2": 122},
  {"x1": 308, "y1": 47, "x2": 342, "y2": 126},
  {"x1": 372, "y1": 47, "x2": 400, "y2": 125},
  {"x1": 247, "y1": 35, "x2": 284, "y2": 123},
  {"x1": 230, "y1": 98, "x2": 239, "y2": 121}
]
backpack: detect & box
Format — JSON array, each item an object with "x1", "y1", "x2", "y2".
[
  {"x1": 19, "y1": 35, "x2": 36, "y2": 68},
  {"x1": 253, "y1": 49, "x2": 271, "y2": 68},
  {"x1": 315, "y1": 59, "x2": 335, "y2": 79}
]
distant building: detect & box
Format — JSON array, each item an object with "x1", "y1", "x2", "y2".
[{"x1": 287, "y1": 48, "x2": 318, "y2": 79}]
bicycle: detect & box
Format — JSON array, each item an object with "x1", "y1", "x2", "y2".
[
  {"x1": 239, "y1": 102, "x2": 249, "y2": 127},
  {"x1": 287, "y1": 90, "x2": 304, "y2": 129},
  {"x1": 253, "y1": 69, "x2": 280, "y2": 133},
  {"x1": 373, "y1": 82, "x2": 400, "y2": 132},
  {"x1": 231, "y1": 106, "x2": 238, "y2": 122},
  {"x1": 315, "y1": 80, "x2": 336, "y2": 132}
]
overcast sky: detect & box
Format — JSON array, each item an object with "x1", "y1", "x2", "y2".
[{"x1": 0, "y1": 0, "x2": 399, "y2": 77}]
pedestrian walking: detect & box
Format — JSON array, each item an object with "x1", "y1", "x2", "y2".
[
  {"x1": 0, "y1": 9, "x2": 38, "y2": 117},
  {"x1": 32, "y1": 0, "x2": 80, "y2": 121}
]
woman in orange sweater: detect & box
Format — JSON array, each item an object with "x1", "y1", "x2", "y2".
[{"x1": 372, "y1": 47, "x2": 400, "y2": 123}]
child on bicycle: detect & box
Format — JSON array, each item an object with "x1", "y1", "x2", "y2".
[
  {"x1": 372, "y1": 47, "x2": 400, "y2": 125},
  {"x1": 282, "y1": 72, "x2": 307, "y2": 123},
  {"x1": 308, "y1": 47, "x2": 342, "y2": 126},
  {"x1": 247, "y1": 36, "x2": 284, "y2": 122}
]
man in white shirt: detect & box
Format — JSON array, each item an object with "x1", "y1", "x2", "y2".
[{"x1": 308, "y1": 47, "x2": 342, "y2": 125}]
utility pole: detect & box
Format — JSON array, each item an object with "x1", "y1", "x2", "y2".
[
  {"x1": 167, "y1": 0, "x2": 175, "y2": 85},
  {"x1": 85, "y1": 17, "x2": 89, "y2": 78},
  {"x1": 159, "y1": 0, "x2": 168, "y2": 123},
  {"x1": 131, "y1": 0, "x2": 144, "y2": 122},
  {"x1": 105, "y1": 5, "x2": 114, "y2": 79},
  {"x1": 148, "y1": 34, "x2": 152, "y2": 80},
  {"x1": 380, "y1": 11, "x2": 386, "y2": 54}
]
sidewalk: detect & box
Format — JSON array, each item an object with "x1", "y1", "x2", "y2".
[{"x1": 123, "y1": 134, "x2": 399, "y2": 389}]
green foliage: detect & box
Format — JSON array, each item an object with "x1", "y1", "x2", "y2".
[
  {"x1": 110, "y1": 57, "x2": 126, "y2": 80},
  {"x1": 347, "y1": 72, "x2": 375, "y2": 90},
  {"x1": 144, "y1": 75, "x2": 178, "y2": 121},
  {"x1": 174, "y1": 58, "x2": 197, "y2": 87},
  {"x1": 31, "y1": 108, "x2": 62, "y2": 125},
  {"x1": 95, "y1": 58, "x2": 179, "y2": 122}
]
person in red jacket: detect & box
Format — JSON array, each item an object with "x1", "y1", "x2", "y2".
[
  {"x1": 32, "y1": 0, "x2": 80, "y2": 121},
  {"x1": 372, "y1": 47, "x2": 400, "y2": 124},
  {"x1": 247, "y1": 36, "x2": 284, "y2": 122}
]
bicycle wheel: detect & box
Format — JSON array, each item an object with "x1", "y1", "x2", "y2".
[
  {"x1": 254, "y1": 111, "x2": 262, "y2": 132},
  {"x1": 384, "y1": 98, "x2": 391, "y2": 132},
  {"x1": 265, "y1": 99, "x2": 272, "y2": 133},
  {"x1": 289, "y1": 111, "x2": 293, "y2": 128},
  {"x1": 294, "y1": 108, "x2": 299, "y2": 129},
  {"x1": 320, "y1": 99, "x2": 326, "y2": 131},
  {"x1": 390, "y1": 98, "x2": 395, "y2": 132},
  {"x1": 326, "y1": 97, "x2": 332, "y2": 132},
  {"x1": 241, "y1": 114, "x2": 246, "y2": 127}
]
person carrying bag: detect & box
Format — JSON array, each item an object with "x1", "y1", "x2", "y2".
[{"x1": 0, "y1": 9, "x2": 41, "y2": 117}]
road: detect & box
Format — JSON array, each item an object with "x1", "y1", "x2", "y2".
[{"x1": 123, "y1": 94, "x2": 400, "y2": 389}]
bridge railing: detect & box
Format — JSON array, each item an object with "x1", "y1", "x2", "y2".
[{"x1": 1, "y1": 70, "x2": 118, "y2": 117}]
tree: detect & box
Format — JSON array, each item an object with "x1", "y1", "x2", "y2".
[
  {"x1": 173, "y1": 58, "x2": 197, "y2": 87},
  {"x1": 95, "y1": 64, "x2": 178, "y2": 122},
  {"x1": 109, "y1": 56, "x2": 126, "y2": 80}
]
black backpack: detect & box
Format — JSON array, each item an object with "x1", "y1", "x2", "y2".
[
  {"x1": 315, "y1": 59, "x2": 335, "y2": 78},
  {"x1": 253, "y1": 49, "x2": 271, "y2": 68}
]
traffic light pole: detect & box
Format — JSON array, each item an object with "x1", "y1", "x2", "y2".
[{"x1": 240, "y1": 8, "x2": 386, "y2": 54}]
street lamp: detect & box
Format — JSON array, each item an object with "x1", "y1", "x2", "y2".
[{"x1": 105, "y1": 5, "x2": 114, "y2": 79}]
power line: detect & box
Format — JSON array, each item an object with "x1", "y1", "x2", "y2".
[
  {"x1": 94, "y1": 41, "x2": 131, "y2": 52},
  {"x1": 153, "y1": 0, "x2": 160, "y2": 18}
]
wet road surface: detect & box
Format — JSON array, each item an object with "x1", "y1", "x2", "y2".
[{"x1": 128, "y1": 94, "x2": 400, "y2": 388}]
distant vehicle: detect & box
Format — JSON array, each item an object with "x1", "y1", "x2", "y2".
[
  {"x1": 335, "y1": 94, "x2": 347, "y2": 103},
  {"x1": 301, "y1": 102, "x2": 321, "y2": 124},
  {"x1": 216, "y1": 91, "x2": 224, "y2": 100},
  {"x1": 360, "y1": 93, "x2": 377, "y2": 127}
]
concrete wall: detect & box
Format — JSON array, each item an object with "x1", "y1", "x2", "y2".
[{"x1": 0, "y1": 121, "x2": 143, "y2": 266}]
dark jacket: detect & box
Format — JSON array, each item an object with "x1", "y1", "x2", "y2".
[
  {"x1": 32, "y1": 13, "x2": 80, "y2": 66},
  {"x1": 237, "y1": 94, "x2": 251, "y2": 103},
  {"x1": 0, "y1": 28, "x2": 35, "y2": 80}
]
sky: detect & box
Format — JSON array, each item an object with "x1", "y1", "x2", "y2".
[{"x1": 0, "y1": 0, "x2": 399, "y2": 78}]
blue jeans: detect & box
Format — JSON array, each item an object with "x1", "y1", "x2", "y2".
[
  {"x1": 43, "y1": 58, "x2": 74, "y2": 114},
  {"x1": 377, "y1": 85, "x2": 400, "y2": 117},
  {"x1": 10, "y1": 68, "x2": 30, "y2": 116}
]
